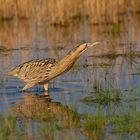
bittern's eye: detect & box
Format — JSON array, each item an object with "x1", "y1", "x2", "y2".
[{"x1": 85, "y1": 43, "x2": 88, "y2": 48}]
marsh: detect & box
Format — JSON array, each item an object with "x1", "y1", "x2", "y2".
[{"x1": 0, "y1": 0, "x2": 140, "y2": 139}]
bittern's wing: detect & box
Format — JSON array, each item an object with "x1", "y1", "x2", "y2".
[{"x1": 9, "y1": 58, "x2": 56, "y2": 83}]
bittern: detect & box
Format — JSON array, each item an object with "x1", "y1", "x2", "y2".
[{"x1": 9, "y1": 42, "x2": 100, "y2": 91}]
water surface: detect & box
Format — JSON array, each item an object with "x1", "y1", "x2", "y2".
[{"x1": 0, "y1": 13, "x2": 140, "y2": 139}]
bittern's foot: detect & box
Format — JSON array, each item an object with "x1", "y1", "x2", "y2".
[
  {"x1": 39, "y1": 91, "x2": 49, "y2": 98},
  {"x1": 39, "y1": 93, "x2": 51, "y2": 102},
  {"x1": 39, "y1": 94, "x2": 49, "y2": 98}
]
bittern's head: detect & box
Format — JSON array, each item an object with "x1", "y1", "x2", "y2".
[{"x1": 76, "y1": 42, "x2": 100, "y2": 56}]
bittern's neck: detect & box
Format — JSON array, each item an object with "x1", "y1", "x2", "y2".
[
  {"x1": 60, "y1": 49, "x2": 81, "y2": 64},
  {"x1": 46, "y1": 48, "x2": 83, "y2": 80},
  {"x1": 53, "y1": 49, "x2": 81, "y2": 73}
]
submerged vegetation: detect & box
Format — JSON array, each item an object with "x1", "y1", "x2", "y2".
[
  {"x1": 0, "y1": 115, "x2": 23, "y2": 139},
  {"x1": 82, "y1": 83, "x2": 121, "y2": 104},
  {"x1": 1, "y1": 106, "x2": 140, "y2": 139}
]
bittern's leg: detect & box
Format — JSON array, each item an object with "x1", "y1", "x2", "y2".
[{"x1": 44, "y1": 83, "x2": 49, "y2": 91}]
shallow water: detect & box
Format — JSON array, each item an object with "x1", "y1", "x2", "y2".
[{"x1": 0, "y1": 12, "x2": 140, "y2": 139}]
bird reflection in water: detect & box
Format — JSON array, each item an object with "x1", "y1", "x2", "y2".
[{"x1": 12, "y1": 92, "x2": 80, "y2": 128}]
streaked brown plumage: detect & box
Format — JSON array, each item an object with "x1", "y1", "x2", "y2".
[{"x1": 9, "y1": 42, "x2": 100, "y2": 91}]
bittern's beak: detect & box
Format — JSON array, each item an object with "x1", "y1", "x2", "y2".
[
  {"x1": 77, "y1": 42, "x2": 101, "y2": 56},
  {"x1": 86, "y1": 42, "x2": 101, "y2": 48}
]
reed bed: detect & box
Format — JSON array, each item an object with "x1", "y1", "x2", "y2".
[{"x1": 0, "y1": 0, "x2": 140, "y2": 25}]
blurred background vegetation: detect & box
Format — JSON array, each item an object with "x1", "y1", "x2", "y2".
[{"x1": 0, "y1": 0, "x2": 139, "y2": 25}]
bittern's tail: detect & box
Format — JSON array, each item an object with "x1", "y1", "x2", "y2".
[
  {"x1": 21, "y1": 83, "x2": 35, "y2": 91},
  {"x1": 8, "y1": 67, "x2": 19, "y2": 76}
]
